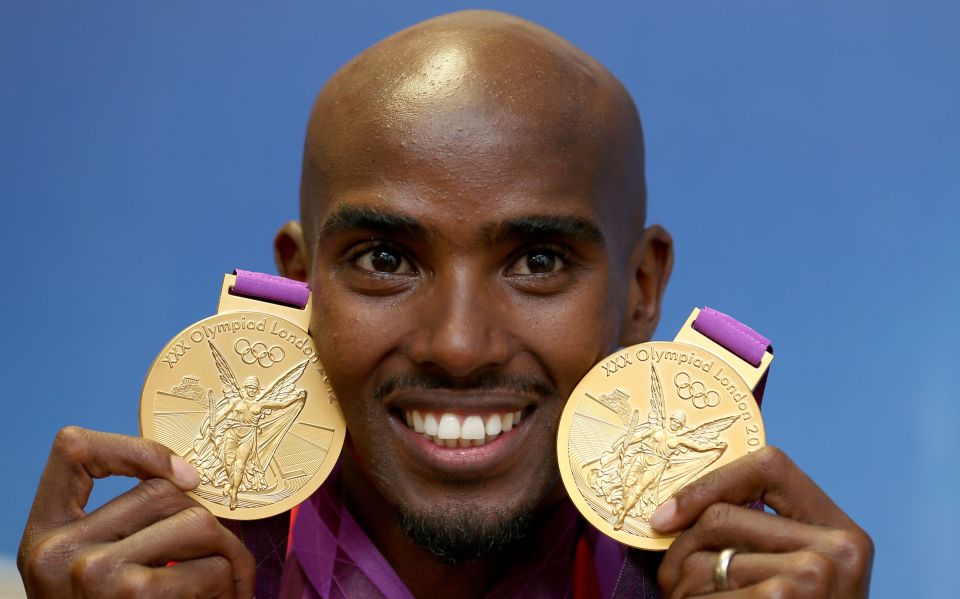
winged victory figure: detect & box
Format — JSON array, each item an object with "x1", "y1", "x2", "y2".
[
  {"x1": 588, "y1": 364, "x2": 740, "y2": 529},
  {"x1": 187, "y1": 341, "x2": 308, "y2": 510}
]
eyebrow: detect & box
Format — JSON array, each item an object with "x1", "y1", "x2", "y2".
[
  {"x1": 318, "y1": 205, "x2": 427, "y2": 240},
  {"x1": 486, "y1": 215, "x2": 605, "y2": 247},
  {"x1": 317, "y1": 205, "x2": 605, "y2": 248}
]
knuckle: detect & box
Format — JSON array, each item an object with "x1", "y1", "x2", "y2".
[
  {"x1": 179, "y1": 506, "x2": 219, "y2": 536},
  {"x1": 671, "y1": 484, "x2": 701, "y2": 512},
  {"x1": 70, "y1": 547, "x2": 113, "y2": 589},
  {"x1": 137, "y1": 477, "x2": 184, "y2": 504},
  {"x1": 207, "y1": 554, "x2": 232, "y2": 578},
  {"x1": 794, "y1": 551, "x2": 833, "y2": 592},
  {"x1": 676, "y1": 551, "x2": 711, "y2": 586},
  {"x1": 698, "y1": 502, "x2": 730, "y2": 538},
  {"x1": 139, "y1": 437, "x2": 173, "y2": 463},
  {"x1": 679, "y1": 553, "x2": 699, "y2": 578},
  {"x1": 19, "y1": 535, "x2": 70, "y2": 585},
  {"x1": 53, "y1": 426, "x2": 88, "y2": 463},
  {"x1": 135, "y1": 478, "x2": 194, "y2": 518},
  {"x1": 115, "y1": 571, "x2": 154, "y2": 599},
  {"x1": 762, "y1": 576, "x2": 800, "y2": 599},
  {"x1": 828, "y1": 528, "x2": 874, "y2": 575},
  {"x1": 755, "y1": 445, "x2": 791, "y2": 474}
]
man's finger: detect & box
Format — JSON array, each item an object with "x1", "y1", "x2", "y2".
[
  {"x1": 650, "y1": 446, "x2": 853, "y2": 534},
  {"x1": 699, "y1": 575, "x2": 809, "y2": 599},
  {"x1": 658, "y1": 503, "x2": 823, "y2": 591},
  {"x1": 113, "y1": 506, "x2": 255, "y2": 598},
  {"x1": 71, "y1": 477, "x2": 201, "y2": 543},
  {"x1": 665, "y1": 550, "x2": 832, "y2": 598},
  {"x1": 151, "y1": 557, "x2": 240, "y2": 599},
  {"x1": 28, "y1": 427, "x2": 199, "y2": 530},
  {"x1": 72, "y1": 558, "x2": 239, "y2": 599}
]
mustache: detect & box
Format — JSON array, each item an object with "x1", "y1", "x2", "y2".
[{"x1": 373, "y1": 372, "x2": 556, "y2": 402}]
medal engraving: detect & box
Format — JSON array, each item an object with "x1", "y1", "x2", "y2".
[
  {"x1": 558, "y1": 341, "x2": 765, "y2": 550},
  {"x1": 142, "y1": 310, "x2": 345, "y2": 520}
]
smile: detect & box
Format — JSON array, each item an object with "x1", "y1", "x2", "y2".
[{"x1": 401, "y1": 409, "x2": 524, "y2": 447}]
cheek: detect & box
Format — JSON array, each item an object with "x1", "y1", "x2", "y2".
[
  {"x1": 310, "y1": 289, "x2": 407, "y2": 416},
  {"x1": 509, "y1": 286, "x2": 616, "y2": 394}
]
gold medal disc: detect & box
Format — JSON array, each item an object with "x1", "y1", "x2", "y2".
[
  {"x1": 557, "y1": 341, "x2": 765, "y2": 550},
  {"x1": 141, "y1": 307, "x2": 345, "y2": 520}
]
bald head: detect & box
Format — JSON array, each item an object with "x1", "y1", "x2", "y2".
[{"x1": 299, "y1": 10, "x2": 646, "y2": 247}]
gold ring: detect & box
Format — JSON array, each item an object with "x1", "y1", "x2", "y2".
[{"x1": 714, "y1": 547, "x2": 737, "y2": 591}]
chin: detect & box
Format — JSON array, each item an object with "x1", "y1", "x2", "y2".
[{"x1": 396, "y1": 496, "x2": 535, "y2": 565}]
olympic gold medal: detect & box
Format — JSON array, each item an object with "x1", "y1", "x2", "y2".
[
  {"x1": 140, "y1": 276, "x2": 345, "y2": 520},
  {"x1": 557, "y1": 340, "x2": 765, "y2": 550}
]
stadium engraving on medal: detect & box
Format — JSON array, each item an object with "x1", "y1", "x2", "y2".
[
  {"x1": 557, "y1": 341, "x2": 765, "y2": 550},
  {"x1": 141, "y1": 310, "x2": 345, "y2": 520}
]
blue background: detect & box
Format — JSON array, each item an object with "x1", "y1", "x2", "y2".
[{"x1": 2, "y1": 1, "x2": 957, "y2": 595}]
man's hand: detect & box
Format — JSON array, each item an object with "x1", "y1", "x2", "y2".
[
  {"x1": 651, "y1": 446, "x2": 873, "y2": 598},
  {"x1": 18, "y1": 427, "x2": 256, "y2": 598}
]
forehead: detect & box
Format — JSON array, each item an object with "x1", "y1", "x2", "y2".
[
  {"x1": 315, "y1": 79, "x2": 611, "y2": 198},
  {"x1": 302, "y1": 20, "x2": 645, "y2": 245},
  {"x1": 309, "y1": 90, "x2": 621, "y2": 235}
]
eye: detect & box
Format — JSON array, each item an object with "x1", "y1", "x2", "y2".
[
  {"x1": 353, "y1": 246, "x2": 414, "y2": 274},
  {"x1": 507, "y1": 248, "x2": 567, "y2": 276}
]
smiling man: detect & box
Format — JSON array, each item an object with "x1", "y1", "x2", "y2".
[
  {"x1": 18, "y1": 10, "x2": 872, "y2": 599},
  {"x1": 271, "y1": 9, "x2": 665, "y2": 590}
]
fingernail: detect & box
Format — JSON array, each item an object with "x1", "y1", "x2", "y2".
[
  {"x1": 650, "y1": 498, "x2": 677, "y2": 531},
  {"x1": 170, "y1": 455, "x2": 200, "y2": 490}
]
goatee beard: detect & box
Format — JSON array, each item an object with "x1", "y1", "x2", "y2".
[{"x1": 397, "y1": 504, "x2": 533, "y2": 565}]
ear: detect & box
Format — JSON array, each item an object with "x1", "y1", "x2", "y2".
[
  {"x1": 618, "y1": 224, "x2": 674, "y2": 346},
  {"x1": 274, "y1": 220, "x2": 311, "y2": 283}
]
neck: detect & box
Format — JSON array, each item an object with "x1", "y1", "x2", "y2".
[{"x1": 340, "y1": 456, "x2": 510, "y2": 599}]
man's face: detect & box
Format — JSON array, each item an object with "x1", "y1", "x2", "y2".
[
  {"x1": 302, "y1": 100, "x2": 641, "y2": 555},
  {"x1": 288, "y1": 26, "x2": 669, "y2": 559}
]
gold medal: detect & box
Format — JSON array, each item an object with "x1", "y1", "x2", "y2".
[
  {"x1": 140, "y1": 273, "x2": 345, "y2": 520},
  {"x1": 557, "y1": 308, "x2": 772, "y2": 550}
]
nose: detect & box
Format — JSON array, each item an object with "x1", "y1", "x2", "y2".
[{"x1": 407, "y1": 265, "x2": 511, "y2": 378}]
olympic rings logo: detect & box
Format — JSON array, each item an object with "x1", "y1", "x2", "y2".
[
  {"x1": 674, "y1": 372, "x2": 720, "y2": 409},
  {"x1": 234, "y1": 338, "x2": 285, "y2": 367}
]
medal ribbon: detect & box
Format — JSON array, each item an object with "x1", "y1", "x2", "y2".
[
  {"x1": 693, "y1": 306, "x2": 772, "y2": 406},
  {"x1": 232, "y1": 269, "x2": 310, "y2": 308},
  {"x1": 692, "y1": 306, "x2": 771, "y2": 368}
]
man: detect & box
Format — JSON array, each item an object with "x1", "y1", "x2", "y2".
[{"x1": 18, "y1": 10, "x2": 872, "y2": 598}]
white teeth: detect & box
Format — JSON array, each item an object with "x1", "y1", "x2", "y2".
[
  {"x1": 461, "y1": 415, "x2": 485, "y2": 440},
  {"x1": 423, "y1": 413, "x2": 438, "y2": 436},
  {"x1": 485, "y1": 414, "x2": 502, "y2": 436},
  {"x1": 402, "y1": 409, "x2": 525, "y2": 446},
  {"x1": 412, "y1": 410, "x2": 424, "y2": 433},
  {"x1": 437, "y1": 414, "x2": 461, "y2": 439}
]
